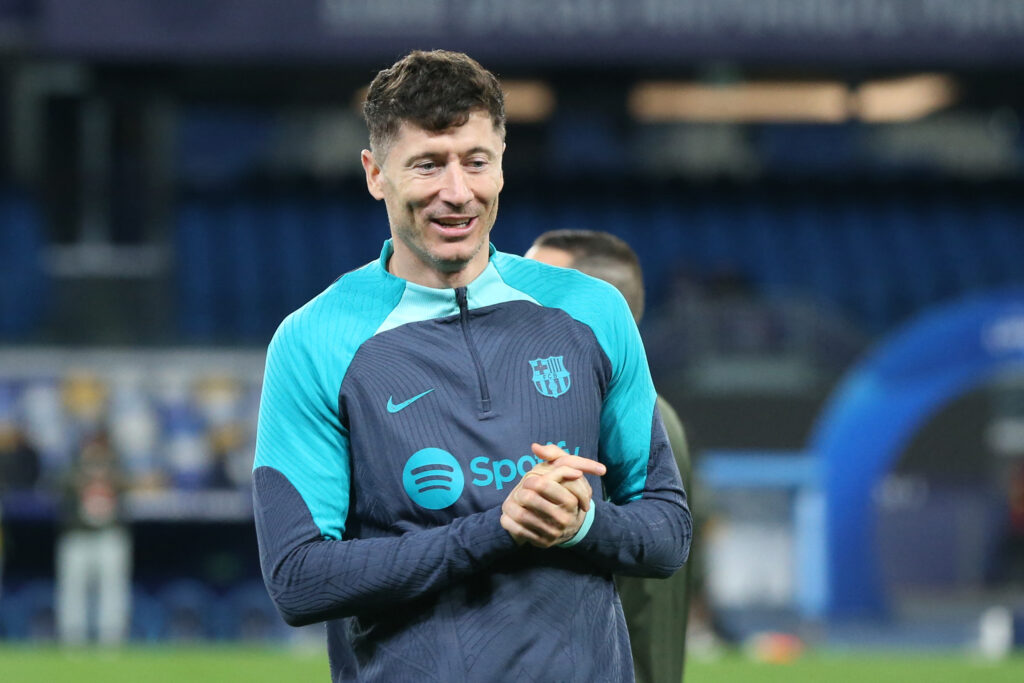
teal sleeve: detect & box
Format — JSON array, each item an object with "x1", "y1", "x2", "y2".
[
  {"x1": 595, "y1": 290, "x2": 659, "y2": 504},
  {"x1": 254, "y1": 313, "x2": 351, "y2": 539}
]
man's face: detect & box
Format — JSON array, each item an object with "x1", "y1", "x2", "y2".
[{"x1": 362, "y1": 111, "x2": 504, "y2": 287}]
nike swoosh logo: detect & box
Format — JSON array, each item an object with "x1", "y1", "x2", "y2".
[{"x1": 387, "y1": 389, "x2": 435, "y2": 413}]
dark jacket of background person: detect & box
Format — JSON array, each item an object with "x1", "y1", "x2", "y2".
[
  {"x1": 58, "y1": 433, "x2": 127, "y2": 533},
  {"x1": 618, "y1": 395, "x2": 692, "y2": 683}
]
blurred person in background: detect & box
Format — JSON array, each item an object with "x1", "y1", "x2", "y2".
[
  {"x1": 56, "y1": 373, "x2": 132, "y2": 646},
  {"x1": 996, "y1": 460, "x2": 1024, "y2": 585},
  {"x1": 0, "y1": 409, "x2": 41, "y2": 493},
  {"x1": 253, "y1": 49, "x2": 690, "y2": 682},
  {"x1": 526, "y1": 229, "x2": 695, "y2": 683},
  {"x1": 0, "y1": 383, "x2": 41, "y2": 600}
]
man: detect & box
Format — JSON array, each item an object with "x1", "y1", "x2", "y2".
[
  {"x1": 527, "y1": 230, "x2": 693, "y2": 683},
  {"x1": 253, "y1": 50, "x2": 691, "y2": 682},
  {"x1": 56, "y1": 429, "x2": 132, "y2": 645}
]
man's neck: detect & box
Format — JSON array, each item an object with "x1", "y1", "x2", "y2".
[{"x1": 387, "y1": 248, "x2": 489, "y2": 289}]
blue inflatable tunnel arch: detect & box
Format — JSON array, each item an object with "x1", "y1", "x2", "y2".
[{"x1": 810, "y1": 290, "x2": 1024, "y2": 617}]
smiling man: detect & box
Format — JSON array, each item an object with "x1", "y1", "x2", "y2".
[
  {"x1": 362, "y1": 109, "x2": 502, "y2": 287},
  {"x1": 253, "y1": 50, "x2": 691, "y2": 683}
]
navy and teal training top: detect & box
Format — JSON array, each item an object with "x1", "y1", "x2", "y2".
[{"x1": 253, "y1": 240, "x2": 691, "y2": 682}]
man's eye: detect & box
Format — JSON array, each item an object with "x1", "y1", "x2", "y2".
[
  {"x1": 467, "y1": 159, "x2": 488, "y2": 170},
  {"x1": 415, "y1": 161, "x2": 437, "y2": 172}
]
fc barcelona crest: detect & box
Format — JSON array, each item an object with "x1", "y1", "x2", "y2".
[{"x1": 529, "y1": 356, "x2": 571, "y2": 398}]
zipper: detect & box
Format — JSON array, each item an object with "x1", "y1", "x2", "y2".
[{"x1": 455, "y1": 287, "x2": 492, "y2": 414}]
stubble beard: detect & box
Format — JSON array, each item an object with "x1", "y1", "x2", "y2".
[
  {"x1": 400, "y1": 200, "x2": 496, "y2": 276},
  {"x1": 394, "y1": 219, "x2": 483, "y2": 276}
]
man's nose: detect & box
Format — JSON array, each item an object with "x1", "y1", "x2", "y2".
[{"x1": 439, "y1": 165, "x2": 473, "y2": 206}]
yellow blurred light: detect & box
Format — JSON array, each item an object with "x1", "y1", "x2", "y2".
[
  {"x1": 630, "y1": 81, "x2": 851, "y2": 123},
  {"x1": 854, "y1": 74, "x2": 958, "y2": 123},
  {"x1": 629, "y1": 74, "x2": 958, "y2": 124},
  {"x1": 501, "y1": 80, "x2": 556, "y2": 123}
]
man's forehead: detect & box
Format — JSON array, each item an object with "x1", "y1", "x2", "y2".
[{"x1": 392, "y1": 111, "x2": 503, "y2": 148}]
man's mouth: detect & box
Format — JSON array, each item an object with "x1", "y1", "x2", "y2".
[{"x1": 430, "y1": 216, "x2": 476, "y2": 234}]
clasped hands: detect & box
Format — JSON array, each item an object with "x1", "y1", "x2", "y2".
[{"x1": 500, "y1": 443, "x2": 606, "y2": 548}]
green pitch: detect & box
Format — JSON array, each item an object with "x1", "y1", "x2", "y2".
[
  {"x1": 0, "y1": 646, "x2": 325, "y2": 683},
  {"x1": 0, "y1": 646, "x2": 1021, "y2": 682}
]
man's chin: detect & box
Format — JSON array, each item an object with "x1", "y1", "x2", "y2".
[
  {"x1": 430, "y1": 253, "x2": 473, "y2": 274},
  {"x1": 428, "y1": 243, "x2": 486, "y2": 273}
]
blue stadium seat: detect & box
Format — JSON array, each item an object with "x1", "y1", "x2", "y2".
[
  {"x1": 262, "y1": 198, "x2": 312, "y2": 331},
  {"x1": 178, "y1": 107, "x2": 276, "y2": 187},
  {"x1": 214, "y1": 581, "x2": 286, "y2": 641},
  {"x1": 176, "y1": 201, "x2": 218, "y2": 339},
  {"x1": 224, "y1": 199, "x2": 266, "y2": 341},
  {"x1": 130, "y1": 586, "x2": 166, "y2": 642},
  {"x1": 156, "y1": 579, "x2": 220, "y2": 641},
  {"x1": 172, "y1": 185, "x2": 1024, "y2": 339},
  {"x1": 0, "y1": 190, "x2": 47, "y2": 338},
  {"x1": 0, "y1": 580, "x2": 56, "y2": 640},
  {"x1": 979, "y1": 200, "x2": 1024, "y2": 285}
]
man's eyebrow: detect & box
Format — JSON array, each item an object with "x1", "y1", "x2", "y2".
[
  {"x1": 401, "y1": 146, "x2": 497, "y2": 167},
  {"x1": 463, "y1": 146, "x2": 497, "y2": 158}
]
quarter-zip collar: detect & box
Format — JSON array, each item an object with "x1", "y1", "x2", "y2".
[
  {"x1": 373, "y1": 240, "x2": 537, "y2": 335},
  {"x1": 456, "y1": 286, "x2": 492, "y2": 416}
]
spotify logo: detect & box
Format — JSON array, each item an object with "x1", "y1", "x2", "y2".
[{"x1": 402, "y1": 448, "x2": 465, "y2": 510}]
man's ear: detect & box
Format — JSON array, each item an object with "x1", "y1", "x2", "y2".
[
  {"x1": 361, "y1": 149, "x2": 385, "y2": 200},
  {"x1": 497, "y1": 142, "x2": 506, "y2": 192}
]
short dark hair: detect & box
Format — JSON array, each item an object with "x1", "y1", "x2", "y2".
[
  {"x1": 532, "y1": 230, "x2": 645, "y2": 322},
  {"x1": 363, "y1": 50, "x2": 506, "y2": 158}
]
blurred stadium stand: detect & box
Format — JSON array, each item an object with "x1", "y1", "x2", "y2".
[
  {"x1": 1, "y1": 0, "x2": 1024, "y2": 646},
  {"x1": 171, "y1": 182, "x2": 1024, "y2": 343},
  {"x1": 0, "y1": 189, "x2": 47, "y2": 339}
]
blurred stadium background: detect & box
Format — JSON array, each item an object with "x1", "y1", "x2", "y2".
[{"x1": 1, "y1": 0, "x2": 1024, "y2": 679}]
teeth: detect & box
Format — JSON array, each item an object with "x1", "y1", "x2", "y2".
[{"x1": 436, "y1": 219, "x2": 470, "y2": 227}]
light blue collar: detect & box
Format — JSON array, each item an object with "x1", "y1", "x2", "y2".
[{"x1": 373, "y1": 240, "x2": 536, "y2": 334}]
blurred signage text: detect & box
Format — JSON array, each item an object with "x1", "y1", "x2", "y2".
[{"x1": 38, "y1": 0, "x2": 1024, "y2": 64}]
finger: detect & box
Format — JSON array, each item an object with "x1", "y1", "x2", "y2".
[
  {"x1": 521, "y1": 467, "x2": 593, "y2": 510},
  {"x1": 507, "y1": 502, "x2": 586, "y2": 548},
  {"x1": 499, "y1": 511, "x2": 531, "y2": 546},
  {"x1": 531, "y1": 443, "x2": 606, "y2": 476},
  {"x1": 521, "y1": 464, "x2": 583, "y2": 483},
  {"x1": 515, "y1": 484, "x2": 580, "y2": 526},
  {"x1": 559, "y1": 476, "x2": 594, "y2": 512},
  {"x1": 501, "y1": 500, "x2": 572, "y2": 547}
]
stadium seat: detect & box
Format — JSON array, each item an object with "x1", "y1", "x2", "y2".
[
  {"x1": 0, "y1": 580, "x2": 56, "y2": 641},
  {"x1": 0, "y1": 190, "x2": 47, "y2": 338},
  {"x1": 176, "y1": 201, "x2": 219, "y2": 339},
  {"x1": 215, "y1": 581, "x2": 286, "y2": 641},
  {"x1": 130, "y1": 586, "x2": 167, "y2": 642},
  {"x1": 172, "y1": 184, "x2": 1024, "y2": 339},
  {"x1": 156, "y1": 579, "x2": 220, "y2": 641},
  {"x1": 224, "y1": 199, "x2": 266, "y2": 341}
]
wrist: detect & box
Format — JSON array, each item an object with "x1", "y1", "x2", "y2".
[{"x1": 557, "y1": 503, "x2": 596, "y2": 548}]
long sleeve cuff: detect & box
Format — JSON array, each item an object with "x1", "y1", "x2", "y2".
[{"x1": 558, "y1": 503, "x2": 595, "y2": 548}]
